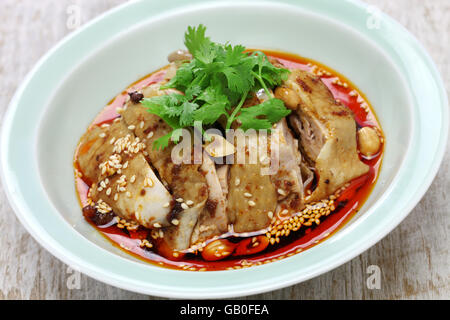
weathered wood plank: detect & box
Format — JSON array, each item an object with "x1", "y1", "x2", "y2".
[{"x1": 0, "y1": 0, "x2": 448, "y2": 299}]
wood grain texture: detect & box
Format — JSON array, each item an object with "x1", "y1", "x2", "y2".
[{"x1": 0, "y1": 0, "x2": 448, "y2": 300}]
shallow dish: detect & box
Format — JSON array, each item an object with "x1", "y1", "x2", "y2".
[{"x1": 1, "y1": 0, "x2": 448, "y2": 298}]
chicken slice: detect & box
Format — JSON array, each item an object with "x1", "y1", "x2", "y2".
[
  {"x1": 270, "y1": 119, "x2": 305, "y2": 216},
  {"x1": 284, "y1": 69, "x2": 369, "y2": 202},
  {"x1": 76, "y1": 122, "x2": 129, "y2": 183},
  {"x1": 216, "y1": 165, "x2": 229, "y2": 196},
  {"x1": 227, "y1": 131, "x2": 278, "y2": 233},
  {"x1": 76, "y1": 121, "x2": 172, "y2": 228},
  {"x1": 121, "y1": 101, "x2": 208, "y2": 250},
  {"x1": 191, "y1": 152, "x2": 228, "y2": 244}
]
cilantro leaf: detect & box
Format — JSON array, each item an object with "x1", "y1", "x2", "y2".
[
  {"x1": 194, "y1": 101, "x2": 228, "y2": 125},
  {"x1": 179, "y1": 101, "x2": 199, "y2": 126},
  {"x1": 144, "y1": 25, "x2": 292, "y2": 150},
  {"x1": 184, "y1": 24, "x2": 216, "y2": 64},
  {"x1": 237, "y1": 98, "x2": 292, "y2": 131},
  {"x1": 152, "y1": 132, "x2": 173, "y2": 151}
]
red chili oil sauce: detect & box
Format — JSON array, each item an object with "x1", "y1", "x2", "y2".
[{"x1": 74, "y1": 50, "x2": 384, "y2": 271}]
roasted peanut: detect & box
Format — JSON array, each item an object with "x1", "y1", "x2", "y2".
[
  {"x1": 167, "y1": 49, "x2": 192, "y2": 62},
  {"x1": 201, "y1": 239, "x2": 236, "y2": 261},
  {"x1": 274, "y1": 87, "x2": 301, "y2": 110},
  {"x1": 234, "y1": 236, "x2": 269, "y2": 256},
  {"x1": 358, "y1": 127, "x2": 381, "y2": 156}
]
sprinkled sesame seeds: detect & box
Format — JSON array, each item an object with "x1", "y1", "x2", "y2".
[
  {"x1": 248, "y1": 200, "x2": 256, "y2": 207},
  {"x1": 128, "y1": 125, "x2": 135, "y2": 130},
  {"x1": 181, "y1": 203, "x2": 189, "y2": 210},
  {"x1": 175, "y1": 198, "x2": 184, "y2": 203},
  {"x1": 186, "y1": 200, "x2": 194, "y2": 206},
  {"x1": 153, "y1": 223, "x2": 162, "y2": 228},
  {"x1": 265, "y1": 195, "x2": 338, "y2": 246},
  {"x1": 95, "y1": 199, "x2": 112, "y2": 214},
  {"x1": 244, "y1": 192, "x2": 252, "y2": 198},
  {"x1": 171, "y1": 219, "x2": 179, "y2": 226},
  {"x1": 277, "y1": 188, "x2": 286, "y2": 196},
  {"x1": 235, "y1": 178, "x2": 240, "y2": 186}
]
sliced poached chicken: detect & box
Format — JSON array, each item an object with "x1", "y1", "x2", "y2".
[
  {"x1": 270, "y1": 118, "x2": 305, "y2": 216},
  {"x1": 76, "y1": 121, "x2": 172, "y2": 228},
  {"x1": 191, "y1": 152, "x2": 229, "y2": 244},
  {"x1": 285, "y1": 69, "x2": 369, "y2": 202},
  {"x1": 121, "y1": 87, "x2": 208, "y2": 251}
]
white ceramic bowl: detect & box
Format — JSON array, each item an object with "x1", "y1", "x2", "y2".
[{"x1": 1, "y1": 0, "x2": 448, "y2": 298}]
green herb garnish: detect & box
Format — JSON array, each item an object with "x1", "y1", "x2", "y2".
[{"x1": 141, "y1": 24, "x2": 291, "y2": 150}]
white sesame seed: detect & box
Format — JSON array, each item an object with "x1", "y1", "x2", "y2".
[
  {"x1": 277, "y1": 188, "x2": 286, "y2": 196},
  {"x1": 267, "y1": 211, "x2": 273, "y2": 219},
  {"x1": 153, "y1": 223, "x2": 162, "y2": 228},
  {"x1": 176, "y1": 198, "x2": 184, "y2": 203},
  {"x1": 147, "y1": 132, "x2": 154, "y2": 139},
  {"x1": 186, "y1": 200, "x2": 194, "y2": 206},
  {"x1": 128, "y1": 125, "x2": 135, "y2": 130},
  {"x1": 235, "y1": 178, "x2": 240, "y2": 186},
  {"x1": 99, "y1": 133, "x2": 106, "y2": 138},
  {"x1": 244, "y1": 192, "x2": 252, "y2": 198},
  {"x1": 248, "y1": 200, "x2": 256, "y2": 207},
  {"x1": 106, "y1": 188, "x2": 112, "y2": 196},
  {"x1": 181, "y1": 203, "x2": 189, "y2": 210},
  {"x1": 140, "y1": 121, "x2": 145, "y2": 129},
  {"x1": 171, "y1": 219, "x2": 179, "y2": 226},
  {"x1": 114, "y1": 194, "x2": 119, "y2": 201},
  {"x1": 130, "y1": 175, "x2": 136, "y2": 183},
  {"x1": 145, "y1": 177, "x2": 154, "y2": 187}
]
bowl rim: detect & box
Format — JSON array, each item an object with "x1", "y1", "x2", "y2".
[{"x1": 1, "y1": 0, "x2": 448, "y2": 298}]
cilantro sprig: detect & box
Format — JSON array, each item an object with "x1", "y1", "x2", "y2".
[{"x1": 141, "y1": 24, "x2": 291, "y2": 150}]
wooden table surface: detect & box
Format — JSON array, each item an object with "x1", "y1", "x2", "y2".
[{"x1": 0, "y1": 0, "x2": 448, "y2": 300}]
